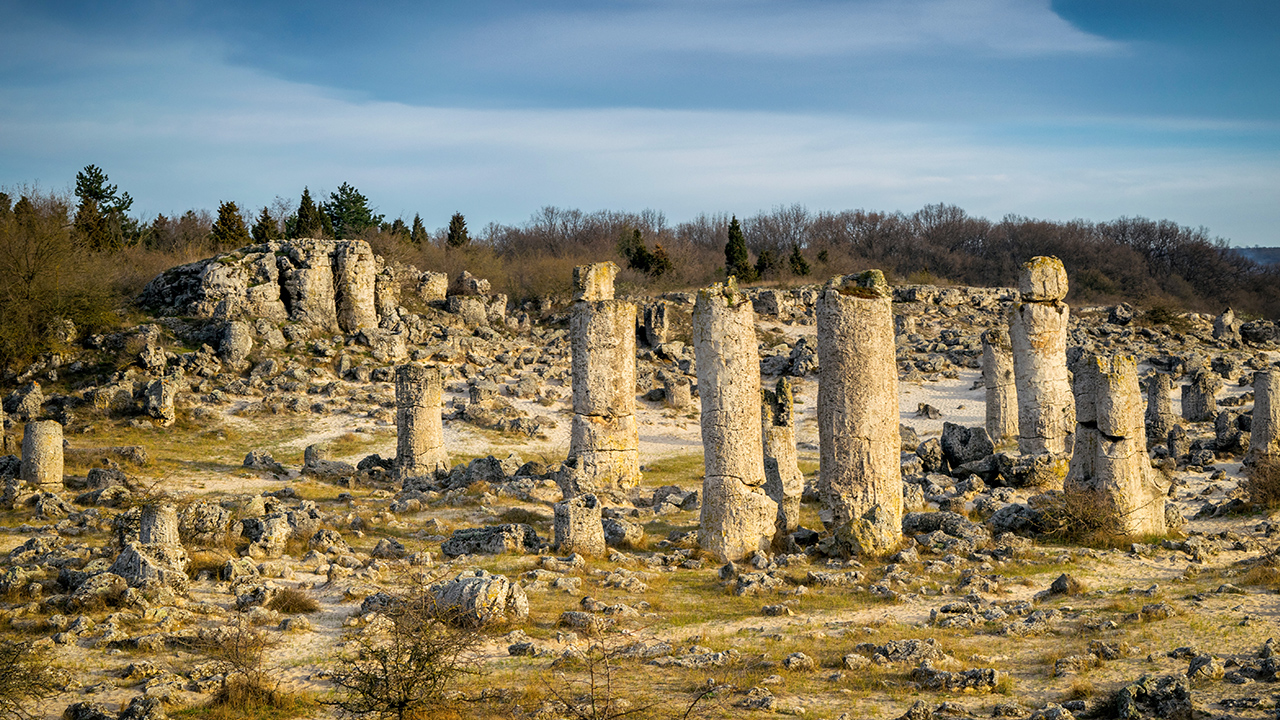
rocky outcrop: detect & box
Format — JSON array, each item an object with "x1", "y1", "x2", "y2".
[{"x1": 431, "y1": 569, "x2": 529, "y2": 627}]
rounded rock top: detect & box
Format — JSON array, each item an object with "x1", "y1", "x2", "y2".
[{"x1": 1018, "y1": 256, "x2": 1068, "y2": 302}]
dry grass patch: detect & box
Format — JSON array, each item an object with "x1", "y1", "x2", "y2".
[{"x1": 266, "y1": 588, "x2": 321, "y2": 614}]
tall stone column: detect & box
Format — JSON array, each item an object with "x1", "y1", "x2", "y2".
[
  {"x1": 564, "y1": 263, "x2": 640, "y2": 496},
  {"x1": 279, "y1": 239, "x2": 339, "y2": 331},
  {"x1": 334, "y1": 239, "x2": 378, "y2": 333},
  {"x1": 1010, "y1": 256, "x2": 1075, "y2": 456},
  {"x1": 1065, "y1": 353, "x2": 1168, "y2": 536},
  {"x1": 982, "y1": 327, "x2": 1018, "y2": 445},
  {"x1": 396, "y1": 364, "x2": 448, "y2": 482},
  {"x1": 693, "y1": 281, "x2": 777, "y2": 561},
  {"x1": 1251, "y1": 370, "x2": 1280, "y2": 463},
  {"x1": 816, "y1": 271, "x2": 902, "y2": 555},
  {"x1": 762, "y1": 377, "x2": 803, "y2": 538},
  {"x1": 1181, "y1": 370, "x2": 1220, "y2": 422},
  {"x1": 20, "y1": 420, "x2": 63, "y2": 491},
  {"x1": 1144, "y1": 372, "x2": 1178, "y2": 444}
]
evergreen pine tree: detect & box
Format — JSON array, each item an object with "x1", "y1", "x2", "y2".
[
  {"x1": 389, "y1": 218, "x2": 409, "y2": 241},
  {"x1": 446, "y1": 212, "x2": 469, "y2": 248},
  {"x1": 755, "y1": 249, "x2": 778, "y2": 280},
  {"x1": 326, "y1": 182, "x2": 383, "y2": 239},
  {"x1": 72, "y1": 165, "x2": 131, "y2": 251},
  {"x1": 251, "y1": 206, "x2": 278, "y2": 242},
  {"x1": 292, "y1": 187, "x2": 326, "y2": 238},
  {"x1": 410, "y1": 214, "x2": 427, "y2": 246},
  {"x1": 788, "y1": 243, "x2": 811, "y2": 276},
  {"x1": 650, "y1": 242, "x2": 674, "y2": 278},
  {"x1": 724, "y1": 215, "x2": 755, "y2": 282},
  {"x1": 210, "y1": 201, "x2": 252, "y2": 250}
]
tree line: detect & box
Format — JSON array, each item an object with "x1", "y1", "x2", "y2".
[{"x1": 1, "y1": 164, "x2": 1276, "y2": 373}]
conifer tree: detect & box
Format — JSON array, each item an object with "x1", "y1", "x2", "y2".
[
  {"x1": 72, "y1": 165, "x2": 132, "y2": 251},
  {"x1": 292, "y1": 187, "x2": 327, "y2": 239},
  {"x1": 326, "y1": 182, "x2": 383, "y2": 239},
  {"x1": 389, "y1": 217, "x2": 409, "y2": 241},
  {"x1": 251, "y1": 206, "x2": 278, "y2": 242},
  {"x1": 650, "y1": 242, "x2": 674, "y2": 278},
  {"x1": 446, "y1": 212, "x2": 469, "y2": 248},
  {"x1": 788, "y1": 243, "x2": 811, "y2": 276},
  {"x1": 211, "y1": 201, "x2": 251, "y2": 250},
  {"x1": 410, "y1": 214, "x2": 427, "y2": 246},
  {"x1": 724, "y1": 215, "x2": 755, "y2": 282}
]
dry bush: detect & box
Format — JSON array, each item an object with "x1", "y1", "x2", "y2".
[
  {"x1": 266, "y1": 588, "x2": 321, "y2": 615},
  {"x1": 1246, "y1": 457, "x2": 1280, "y2": 509},
  {"x1": 195, "y1": 615, "x2": 297, "y2": 715},
  {"x1": 1037, "y1": 488, "x2": 1125, "y2": 546},
  {"x1": 0, "y1": 638, "x2": 62, "y2": 719}
]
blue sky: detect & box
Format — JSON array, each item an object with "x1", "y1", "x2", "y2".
[{"x1": 2, "y1": 0, "x2": 1277, "y2": 244}]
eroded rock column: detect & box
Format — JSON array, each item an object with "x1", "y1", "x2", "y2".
[
  {"x1": 564, "y1": 263, "x2": 640, "y2": 496},
  {"x1": 334, "y1": 239, "x2": 378, "y2": 332},
  {"x1": 110, "y1": 502, "x2": 189, "y2": 591},
  {"x1": 1144, "y1": 372, "x2": 1178, "y2": 444},
  {"x1": 816, "y1": 271, "x2": 902, "y2": 555},
  {"x1": 1010, "y1": 256, "x2": 1075, "y2": 457},
  {"x1": 981, "y1": 327, "x2": 1018, "y2": 445},
  {"x1": 1181, "y1": 370, "x2": 1220, "y2": 422},
  {"x1": 1065, "y1": 353, "x2": 1168, "y2": 536},
  {"x1": 21, "y1": 420, "x2": 63, "y2": 490},
  {"x1": 396, "y1": 364, "x2": 448, "y2": 482},
  {"x1": 694, "y1": 281, "x2": 777, "y2": 561},
  {"x1": 1251, "y1": 370, "x2": 1280, "y2": 462},
  {"x1": 762, "y1": 377, "x2": 803, "y2": 539},
  {"x1": 279, "y1": 239, "x2": 339, "y2": 331},
  {"x1": 553, "y1": 493, "x2": 606, "y2": 557}
]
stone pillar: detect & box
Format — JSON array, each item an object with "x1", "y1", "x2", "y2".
[
  {"x1": 553, "y1": 493, "x2": 606, "y2": 557},
  {"x1": 693, "y1": 281, "x2": 777, "y2": 561},
  {"x1": 279, "y1": 239, "x2": 339, "y2": 331},
  {"x1": 1010, "y1": 256, "x2": 1075, "y2": 456},
  {"x1": 762, "y1": 377, "x2": 803, "y2": 538},
  {"x1": 981, "y1": 327, "x2": 1017, "y2": 445},
  {"x1": 140, "y1": 503, "x2": 181, "y2": 546},
  {"x1": 1181, "y1": 370, "x2": 1220, "y2": 422},
  {"x1": 1065, "y1": 353, "x2": 1168, "y2": 536},
  {"x1": 334, "y1": 240, "x2": 378, "y2": 333},
  {"x1": 565, "y1": 263, "x2": 640, "y2": 496},
  {"x1": 144, "y1": 378, "x2": 176, "y2": 427},
  {"x1": 1144, "y1": 372, "x2": 1178, "y2": 444},
  {"x1": 20, "y1": 420, "x2": 63, "y2": 490},
  {"x1": 816, "y1": 271, "x2": 902, "y2": 555},
  {"x1": 1251, "y1": 370, "x2": 1280, "y2": 463},
  {"x1": 396, "y1": 364, "x2": 448, "y2": 481},
  {"x1": 663, "y1": 376, "x2": 692, "y2": 410},
  {"x1": 644, "y1": 302, "x2": 669, "y2": 347}
]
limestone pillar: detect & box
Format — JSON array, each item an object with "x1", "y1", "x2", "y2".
[
  {"x1": 816, "y1": 271, "x2": 902, "y2": 555},
  {"x1": 1181, "y1": 371, "x2": 1220, "y2": 422},
  {"x1": 280, "y1": 239, "x2": 339, "y2": 331},
  {"x1": 565, "y1": 263, "x2": 640, "y2": 495},
  {"x1": 981, "y1": 327, "x2": 1017, "y2": 445},
  {"x1": 1065, "y1": 353, "x2": 1168, "y2": 536},
  {"x1": 1251, "y1": 370, "x2": 1280, "y2": 462},
  {"x1": 140, "y1": 503, "x2": 181, "y2": 546},
  {"x1": 1010, "y1": 256, "x2": 1075, "y2": 456},
  {"x1": 644, "y1": 301, "x2": 669, "y2": 347},
  {"x1": 396, "y1": 364, "x2": 448, "y2": 481},
  {"x1": 762, "y1": 377, "x2": 803, "y2": 538},
  {"x1": 553, "y1": 493, "x2": 606, "y2": 557},
  {"x1": 334, "y1": 240, "x2": 378, "y2": 333},
  {"x1": 110, "y1": 501, "x2": 189, "y2": 590},
  {"x1": 1144, "y1": 372, "x2": 1178, "y2": 444},
  {"x1": 20, "y1": 420, "x2": 63, "y2": 490},
  {"x1": 693, "y1": 281, "x2": 777, "y2": 561}
]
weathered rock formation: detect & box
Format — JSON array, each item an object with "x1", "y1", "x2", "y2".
[
  {"x1": 981, "y1": 327, "x2": 1017, "y2": 444},
  {"x1": 1251, "y1": 370, "x2": 1280, "y2": 463},
  {"x1": 563, "y1": 263, "x2": 640, "y2": 496},
  {"x1": 109, "y1": 503, "x2": 189, "y2": 591},
  {"x1": 816, "y1": 271, "x2": 902, "y2": 556},
  {"x1": 334, "y1": 240, "x2": 378, "y2": 332},
  {"x1": 1181, "y1": 370, "x2": 1220, "y2": 422},
  {"x1": 553, "y1": 493, "x2": 606, "y2": 557},
  {"x1": 20, "y1": 420, "x2": 62, "y2": 490},
  {"x1": 395, "y1": 363, "x2": 448, "y2": 482},
  {"x1": 762, "y1": 377, "x2": 803, "y2": 539},
  {"x1": 431, "y1": 569, "x2": 529, "y2": 627},
  {"x1": 693, "y1": 281, "x2": 777, "y2": 561},
  {"x1": 1065, "y1": 353, "x2": 1168, "y2": 537},
  {"x1": 1144, "y1": 372, "x2": 1178, "y2": 444},
  {"x1": 1010, "y1": 256, "x2": 1074, "y2": 457}
]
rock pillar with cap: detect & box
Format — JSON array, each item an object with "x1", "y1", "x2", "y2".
[
  {"x1": 564, "y1": 262, "x2": 640, "y2": 496},
  {"x1": 982, "y1": 327, "x2": 1018, "y2": 445},
  {"x1": 1065, "y1": 353, "x2": 1168, "y2": 536},
  {"x1": 396, "y1": 363, "x2": 448, "y2": 482},
  {"x1": 1010, "y1": 256, "x2": 1075, "y2": 457},
  {"x1": 816, "y1": 271, "x2": 902, "y2": 555},
  {"x1": 20, "y1": 420, "x2": 63, "y2": 490},
  {"x1": 1251, "y1": 370, "x2": 1280, "y2": 463},
  {"x1": 693, "y1": 280, "x2": 777, "y2": 561},
  {"x1": 762, "y1": 377, "x2": 803, "y2": 539}
]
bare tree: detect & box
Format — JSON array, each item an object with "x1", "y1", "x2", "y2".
[{"x1": 0, "y1": 639, "x2": 62, "y2": 720}]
